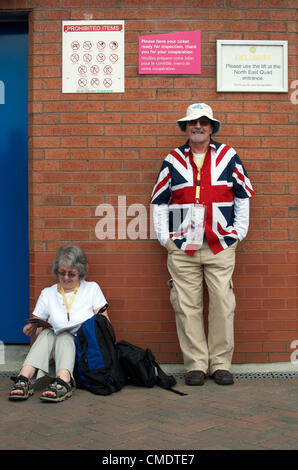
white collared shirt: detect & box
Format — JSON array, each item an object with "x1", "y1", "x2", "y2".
[{"x1": 32, "y1": 280, "x2": 107, "y2": 335}]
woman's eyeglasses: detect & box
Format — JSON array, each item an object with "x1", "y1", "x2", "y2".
[{"x1": 57, "y1": 270, "x2": 78, "y2": 278}]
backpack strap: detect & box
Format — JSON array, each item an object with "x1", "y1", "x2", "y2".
[{"x1": 153, "y1": 360, "x2": 188, "y2": 396}]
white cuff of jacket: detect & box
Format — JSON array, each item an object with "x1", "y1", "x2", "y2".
[
  {"x1": 153, "y1": 204, "x2": 170, "y2": 247},
  {"x1": 233, "y1": 197, "x2": 250, "y2": 241}
]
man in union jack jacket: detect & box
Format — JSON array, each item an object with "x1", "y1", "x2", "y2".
[{"x1": 151, "y1": 103, "x2": 254, "y2": 386}]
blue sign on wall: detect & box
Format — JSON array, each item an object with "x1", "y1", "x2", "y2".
[{"x1": 0, "y1": 22, "x2": 29, "y2": 343}]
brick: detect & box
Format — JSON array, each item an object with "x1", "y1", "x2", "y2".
[
  {"x1": 235, "y1": 342, "x2": 263, "y2": 352},
  {"x1": 31, "y1": 137, "x2": 61, "y2": 148},
  {"x1": 88, "y1": 113, "x2": 121, "y2": 124},
  {"x1": 123, "y1": 113, "x2": 157, "y2": 123},
  {"x1": 105, "y1": 125, "x2": 139, "y2": 136},
  {"x1": 227, "y1": 113, "x2": 261, "y2": 124},
  {"x1": 33, "y1": 90, "x2": 60, "y2": 101},
  {"x1": 263, "y1": 230, "x2": 288, "y2": 240},
  {"x1": 45, "y1": 149, "x2": 70, "y2": 159},
  {"x1": 107, "y1": 172, "x2": 140, "y2": 183},
  {"x1": 268, "y1": 265, "x2": 297, "y2": 276},
  {"x1": 271, "y1": 173, "x2": 297, "y2": 183},
  {"x1": 271, "y1": 241, "x2": 297, "y2": 252},
  {"x1": 71, "y1": 102, "x2": 104, "y2": 112},
  {"x1": 269, "y1": 353, "x2": 292, "y2": 362},
  {"x1": 43, "y1": 102, "x2": 70, "y2": 113},
  {"x1": 71, "y1": 125, "x2": 104, "y2": 135},
  {"x1": 44, "y1": 218, "x2": 71, "y2": 228},
  {"x1": 61, "y1": 113, "x2": 87, "y2": 124},
  {"x1": 260, "y1": 21, "x2": 287, "y2": 31},
  {"x1": 88, "y1": 137, "x2": 121, "y2": 147},
  {"x1": 271, "y1": 195, "x2": 296, "y2": 206},
  {"x1": 32, "y1": 183, "x2": 59, "y2": 194},
  {"x1": 43, "y1": 125, "x2": 71, "y2": 136},
  {"x1": 32, "y1": 229, "x2": 61, "y2": 241},
  {"x1": 72, "y1": 195, "x2": 105, "y2": 206},
  {"x1": 43, "y1": 172, "x2": 73, "y2": 182},
  {"x1": 61, "y1": 184, "x2": 89, "y2": 194},
  {"x1": 244, "y1": 126, "x2": 270, "y2": 136},
  {"x1": 61, "y1": 161, "x2": 88, "y2": 171},
  {"x1": 61, "y1": 137, "x2": 87, "y2": 147},
  {"x1": 73, "y1": 219, "x2": 97, "y2": 229},
  {"x1": 246, "y1": 353, "x2": 269, "y2": 363},
  {"x1": 70, "y1": 149, "x2": 104, "y2": 159},
  {"x1": 43, "y1": 196, "x2": 71, "y2": 206},
  {"x1": 60, "y1": 230, "x2": 90, "y2": 241}
]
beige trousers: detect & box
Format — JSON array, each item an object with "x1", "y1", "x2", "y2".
[
  {"x1": 166, "y1": 238, "x2": 237, "y2": 375},
  {"x1": 23, "y1": 328, "x2": 76, "y2": 379}
]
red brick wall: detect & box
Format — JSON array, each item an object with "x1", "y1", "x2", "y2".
[{"x1": 2, "y1": 0, "x2": 297, "y2": 364}]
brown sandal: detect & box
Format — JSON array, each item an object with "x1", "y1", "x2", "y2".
[
  {"x1": 9, "y1": 375, "x2": 34, "y2": 401},
  {"x1": 40, "y1": 377, "x2": 74, "y2": 403}
]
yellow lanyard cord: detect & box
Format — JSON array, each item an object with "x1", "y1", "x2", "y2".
[
  {"x1": 193, "y1": 151, "x2": 207, "y2": 200},
  {"x1": 59, "y1": 282, "x2": 80, "y2": 321}
]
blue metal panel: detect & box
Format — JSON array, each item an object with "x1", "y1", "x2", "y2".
[{"x1": 0, "y1": 22, "x2": 29, "y2": 343}]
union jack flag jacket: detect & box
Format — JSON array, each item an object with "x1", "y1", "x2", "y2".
[{"x1": 151, "y1": 139, "x2": 254, "y2": 255}]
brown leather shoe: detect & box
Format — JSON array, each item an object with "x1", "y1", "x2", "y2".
[
  {"x1": 212, "y1": 369, "x2": 234, "y2": 385},
  {"x1": 185, "y1": 370, "x2": 206, "y2": 386}
]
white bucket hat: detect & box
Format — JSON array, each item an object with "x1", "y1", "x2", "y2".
[{"x1": 177, "y1": 103, "x2": 221, "y2": 135}]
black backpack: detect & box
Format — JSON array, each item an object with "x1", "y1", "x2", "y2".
[
  {"x1": 116, "y1": 340, "x2": 187, "y2": 396},
  {"x1": 74, "y1": 314, "x2": 126, "y2": 395}
]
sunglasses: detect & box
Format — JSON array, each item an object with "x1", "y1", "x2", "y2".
[
  {"x1": 57, "y1": 270, "x2": 78, "y2": 278},
  {"x1": 188, "y1": 119, "x2": 211, "y2": 127}
]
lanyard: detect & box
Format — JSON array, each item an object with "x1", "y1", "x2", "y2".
[
  {"x1": 194, "y1": 150, "x2": 207, "y2": 171},
  {"x1": 59, "y1": 283, "x2": 80, "y2": 321},
  {"x1": 193, "y1": 150, "x2": 207, "y2": 202}
]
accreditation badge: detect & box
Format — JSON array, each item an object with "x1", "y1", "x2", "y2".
[{"x1": 186, "y1": 203, "x2": 206, "y2": 251}]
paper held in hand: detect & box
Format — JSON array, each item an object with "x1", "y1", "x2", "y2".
[{"x1": 26, "y1": 317, "x2": 52, "y2": 329}]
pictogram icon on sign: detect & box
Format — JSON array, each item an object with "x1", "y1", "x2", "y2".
[
  {"x1": 109, "y1": 54, "x2": 119, "y2": 64},
  {"x1": 91, "y1": 78, "x2": 100, "y2": 87},
  {"x1": 71, "y1": 41, "x2": 80, "y2": 50},
  {"x1": 103, "y1": 78, "x2": 112, "y2": 88},
  {"x1": 83, "y1": 53, "x2": 92, "y2": 63},
  {"x1": 104, "y1": 65, "x2": 112, "y2": 74},
  {"x1": 90, "y1": 65, "x2": 99, "y2": 74},
  {"x1": 71, "y1": 53, "x2": 80, "y2": 63},
  {"x1": 83, "y1": 41, "x2": 92, "y2": 50},
  {"x1": 97, "y1": 41, "x2": 106, "y2": 50},
  {"x1": 78, "y1": 78, "x2": 87, "y2": 87},
  {"x1": 109, "y1": 41, "x2": 118, "y2": 50},
  {"x1": 78, "y1": 65, "x2": 87, "y2": 74},
  {"x1": 96, "y1": 53, "x2": 106, "y2": 63}
]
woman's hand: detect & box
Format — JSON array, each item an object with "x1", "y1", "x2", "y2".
[
  {"x1": 94, "y1": 306, "x2": 110, "y2": 322},
  {"x1": 101, "y1": 310, "x2": 110, "y2": 322},
  {"x1": 23, "y1": 323, "x2": 38, "y2": 337}
]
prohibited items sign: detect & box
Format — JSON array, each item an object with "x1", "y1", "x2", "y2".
[{"x1": 62, "y1": 20, "x2": 125, "y2": 93}]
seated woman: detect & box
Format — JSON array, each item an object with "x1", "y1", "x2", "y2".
[{"x1": 9, "y1": 245, "x2": 108, "y2": 403}]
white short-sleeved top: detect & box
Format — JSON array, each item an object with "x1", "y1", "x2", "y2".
[{"x1": 32, "y1": 280, "x2": 107, "y2": 335}]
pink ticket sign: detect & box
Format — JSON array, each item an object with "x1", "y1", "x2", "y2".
[{"x1": 139, "y1": 30, "x2": 201, "y2": 75}]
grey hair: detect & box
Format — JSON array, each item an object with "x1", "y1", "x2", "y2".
[{"x1": 52, "y1": 245, "x2": 88, "y2": 280}]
